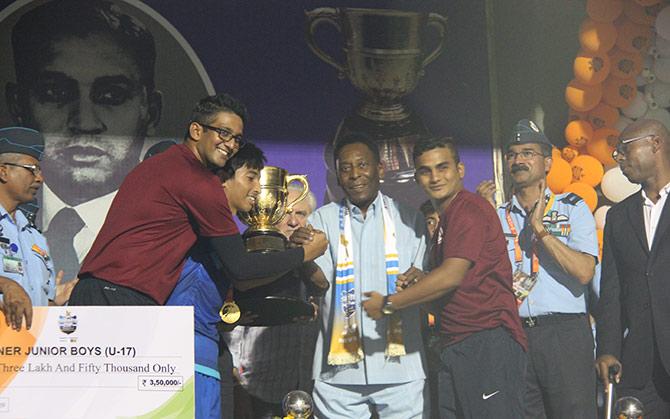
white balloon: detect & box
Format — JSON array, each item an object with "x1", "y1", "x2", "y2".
[
  {"x1": 656, "y1": 35, "x2": 670, "y2": 57},
  {"x1": 644, "y1": 54, "x2": 654, "y2": 72},
  {"x1": 656, "y1": 6, "x2": 670, "y2": 41},
  {"x1": 594, "y1": 205, "x2": 610, "y2": 230},
  {"x1": 622, "y1": 92, "x2": 648, "y2": 118},
  {"x1": 637, "y1": 73, "x2": 653, "y2": 87},
  {"x1": 654, "y1": 57, "x2": 670, "y2": 83},
  {"x1": 601, "y1": 166, "x2": 641, "y2": 203},
  {"x1": 614, "y1": 115, "x2": 634, "y2": 132},
  {"x1": 645, "y1": 80, "x2": 670, "y2": 107},
  {"x1": 643, "y1": 107, "x2": 670, "y2": 130}
]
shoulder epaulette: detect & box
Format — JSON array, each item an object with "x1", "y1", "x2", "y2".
[{"x1": 559, "y1": 193, "x2": 583, "y2": 206}]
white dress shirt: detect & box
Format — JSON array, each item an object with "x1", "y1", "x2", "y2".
[{"x1": 641, "y1": 181, "x2": 670, "y2": 250}]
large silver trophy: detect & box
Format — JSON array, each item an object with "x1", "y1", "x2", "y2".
[
  {"x1": 305, "y1": 7, "x2": 447, "y2": 206},
  {"x1": 239, "y1": 166, "x2": 309, "y2": 253}
]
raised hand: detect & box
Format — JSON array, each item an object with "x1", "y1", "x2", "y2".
[{"x1": 476, "y1": 180, "x2": 497, "y2": 208}]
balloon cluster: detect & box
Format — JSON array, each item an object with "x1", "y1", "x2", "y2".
[{"x1": 557, "y1": 0, "x2": 668, "y2": 252}]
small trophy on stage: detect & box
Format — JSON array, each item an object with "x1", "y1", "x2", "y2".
[
  {"x1": 614, "y1": 396, "x2": 644, "y2": 419},
  {"x1": 239, "y1": 166, "x2": 309, "y2": 253},
  {"x1": 282, "y1": 390, "x2": 313, "y2": 419}
]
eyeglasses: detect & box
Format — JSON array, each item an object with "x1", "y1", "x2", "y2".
[
  {"x1": 504, "y1": 150, "x2": 545, "y2": 161},
  {"x1": 612, "y1": 134, "x2": 655, "y2": 160},
  {"x1": 1, "y1": 162, "x2": 41, "y2": 176},
  {"x1": 197, "y1": 122, "x2": 245, "y2": 147}
]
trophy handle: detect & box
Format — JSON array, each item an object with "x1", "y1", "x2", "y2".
[
  {"x1": 422, "y1": 13, "x2": 448, "y2": 68},
  {"x1": 285, "y1": 175, "x2": 310, "y2": 211},
  {"x1": 305, "y1": 8, "x2": 346, "y2": 78}
]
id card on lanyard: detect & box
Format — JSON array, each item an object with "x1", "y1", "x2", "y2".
[
  {"x1": 3, "y1": 255, "x2": 24, "y2": 275},
  {"x1": 506, "y1": 194, "x2": 555, "y2": 306}
]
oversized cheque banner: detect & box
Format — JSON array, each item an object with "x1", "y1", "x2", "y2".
[{"x1": 0, "y1": 306, "x2": 194, "y2": 418}]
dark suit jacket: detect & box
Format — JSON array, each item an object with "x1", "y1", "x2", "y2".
[{"x1": 596, "y1": 191, "x2": 670, "y2": 388}]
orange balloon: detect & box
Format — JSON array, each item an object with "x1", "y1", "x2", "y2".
[
  {"x1": 547, "y1": 157, "x2": 572, "y2": 194},
  {"x1": 575, "y1": 50, "x2": 611, "y2": 85},
  {"x1": 587, "y1": 0, "x2": 623, "y2": 23},
  {"x1": 551, "y1": 147, "x2": 561, "y2": 159},
  {"x1": 564, "y1": 182, "x2": 599, "y2": 212},
  {"x1": 565, "y1": 119, "x2": 594, "y2": 147},
  {"x1": 568, "y1": 108, "x2": 589, "y2": 122},
  {"x1": 615, "y1": 19, "x2": 652, "y2": 54},
  {"x1": 623, "y1": 0, "x2": 663, "y2": 25},
  {"x1": 602, "y1": 76, "x2": 637, "y2": 108},
  {"x1": 562, "y1": 146, "x2": 581, "y2": 162},
  {"x1": 608, "y1": 48, "x2": 643, "y2": 79},
  {"x1": 579, "y1": 19, "x2": 618, "y2": 53},
  {"x1": 566, "y1": 79, "x2": 603, "y2": 112},
  {"x1": 587, "y1": 127, "x2": 618, "y2": 166},
  {"x1": 571, "y1": 154, "x2": 605, "y2": 187},
  {"x1": 588, "y1": 102, "x2": 620, "y2": 128}
]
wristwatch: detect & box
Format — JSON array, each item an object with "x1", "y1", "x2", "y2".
[{"x1": 381, "y1": 295, "x2": 396, "y2": 316}]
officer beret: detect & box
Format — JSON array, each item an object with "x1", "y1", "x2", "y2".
[
  {"x1": 0, "y1": 127, "x2": 44, "y2": 160},
  {"x1": 507, "y1": 119, "x2": 552, "y2": 149}
]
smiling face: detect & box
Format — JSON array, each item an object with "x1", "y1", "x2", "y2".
[
  {"x1": 9, "y1": 34, "x2": 161, "y2": 204},
  {"x1": 222, "y1": 164, "x2": 260, "y2": 214},
  {"x1": 414, "y1": 146, "x2": 464, "y2": 212},
  {"x1": 335, "y1": 142, "x2": 384, "y2": 215},
  {"x1": 189, "y1": 111, "x2": 243, "y2": 169}
]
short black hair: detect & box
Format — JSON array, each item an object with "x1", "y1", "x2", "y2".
[
  {"x1": 12, "y1": 0, "x2": 157, "y2": 91},
  {"x1": 332, "y1": 131, "x2": 380, "y2": 167},
  {"x1": 189, "y1": 93, "x2": 249, "y2": 128},
  {"x1": 419, "y1": 200, "x2": 436, "y2": 217},
  {"x1": 412, "y1": 136, "x2": 461, "y2": 164},
  {"x1": 218, "y1": 142, "x2": 266, "y2": 182}
]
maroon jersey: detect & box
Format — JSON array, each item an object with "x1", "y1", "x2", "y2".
[
  {"x1": 432, "y1": 190, "x2": 527, "y2": 350},
  {"x1": 80, "y1": 144, "x2": 238, "y2": 303}
]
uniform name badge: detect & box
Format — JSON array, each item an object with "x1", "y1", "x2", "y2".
[
  {"x1": 512, "y1": 266, "x2": 538, "y2": 303},
  {"x1": 3, "y1": 255, "x2": 24, "y2": 274}
]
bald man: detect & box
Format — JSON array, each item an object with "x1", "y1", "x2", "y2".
[{"x1": 596, "y1": 119, "x2": 670, "y2": 418}]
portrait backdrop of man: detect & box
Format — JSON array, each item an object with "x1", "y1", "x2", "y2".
[{"x1": 1, "y1": 0, "x2": 210, "y2": 280}]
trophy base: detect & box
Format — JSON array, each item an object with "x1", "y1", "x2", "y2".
[{"x1": 243, "y1": 229, "x2": 287, "y2": 253}]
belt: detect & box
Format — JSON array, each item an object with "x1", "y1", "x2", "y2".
[{"x1": 520, "y1": 313, "x2": 586, "y2": 328}]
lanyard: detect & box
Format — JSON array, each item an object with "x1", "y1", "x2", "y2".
[{"x1": 505, "y1": 193, "x2": 555, "y2": 274}]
